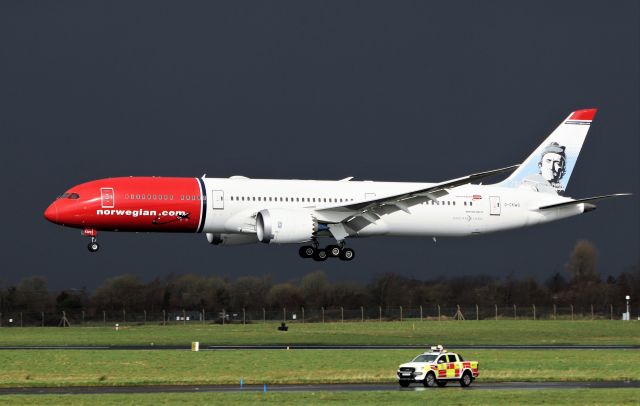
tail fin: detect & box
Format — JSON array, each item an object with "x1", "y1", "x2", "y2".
[{"x1": 497, "y1": 109, "x2": 597, "y2": 194}]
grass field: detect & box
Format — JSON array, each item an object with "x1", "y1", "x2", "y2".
[
  {"x1": 0, "y1": 320, "x2": 638, "y2": 346},
  {"x1": 1, "y1": 349, "x2": 638, "y2": 387},
  {"x1": 0, "y1": 389, "x2": 639, "y2": 405}
]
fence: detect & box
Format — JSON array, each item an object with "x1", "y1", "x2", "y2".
[{"x1": 0, "y1": 304, "x2": 636, "y2": 327}]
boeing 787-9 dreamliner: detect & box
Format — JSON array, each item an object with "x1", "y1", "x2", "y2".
[{"x1": 44, "y1": 109, "x2": 629, "y2": 261}]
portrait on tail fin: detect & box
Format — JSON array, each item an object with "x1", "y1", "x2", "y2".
[
  {"x1": 496, "y1": 109, "x2": 596, "y2": 194},
  {"x1": 519, "y1": 142, "x2": 566, "y2": 194}
]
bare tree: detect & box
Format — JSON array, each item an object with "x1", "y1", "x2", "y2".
[
  {"x1": 300, "y1": 271, "x2": 328, "y2": 308},
  {"x1": 566, "y1": 240, "x2": 600, "y2": 286}
]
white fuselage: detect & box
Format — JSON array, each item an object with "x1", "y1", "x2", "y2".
[{"x1": 200, "y1": 177, "x2": 583, "y2": 240}]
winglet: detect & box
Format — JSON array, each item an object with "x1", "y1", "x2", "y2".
[{"x1": 568, "y1": 109, "x2": 597, "y2": 121}]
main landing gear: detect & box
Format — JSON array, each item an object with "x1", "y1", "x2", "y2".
[
  {"x1": 298, "y1": 241, "x2": 355, "y2": 262},
  {"x1": 83, "y1": 228, "x2": 99, "y2": 253}
]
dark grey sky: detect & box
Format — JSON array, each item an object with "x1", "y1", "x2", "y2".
[{"x1": 1, "y1": 1, "x2": 638, "y2": 290}]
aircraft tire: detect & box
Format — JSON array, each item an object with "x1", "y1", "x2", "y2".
[
  {"x1": 88, "y1": 242, "x2": 100, "y2": 252},
  {"x1": 339, "y1": 248, "x2": 355, "y2": 261},
  {"x1": 326, "y1": 245, "x2": 341, "y2": 257},
  {"x1": 313, "y1": 249, "x2": 328, "y2": 261},
  {"x1": 299, "y1": 246, "x2": 315, "y2": 258}
]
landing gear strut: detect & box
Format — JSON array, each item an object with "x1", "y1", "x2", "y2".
[
  {"x1": 298, "y1": 240, "x2": 355, "y2": 261},
  {"x1": 83, "y1": 228, "x2": 99, "y2": 253}
]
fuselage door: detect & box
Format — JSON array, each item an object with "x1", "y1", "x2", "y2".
[
  {"x1": 489, "y1": 196, "x2": 501, "y2": 216},
  {"x1": 212, "y1": 190, "x2": 224, "y2": 210}
]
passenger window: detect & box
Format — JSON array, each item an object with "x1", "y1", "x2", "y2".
[
  {"x1": 447, "y1": 354, "x2": 457, "y2": 362},
  {"x1": 437, "y1": 356, "x2": 446, "y2": 364}
]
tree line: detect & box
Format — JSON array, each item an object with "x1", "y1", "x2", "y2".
[{"x1": 1, "y1": 240, "x2": 637, "y2": 315}]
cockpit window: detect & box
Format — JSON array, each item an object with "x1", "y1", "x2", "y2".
[{"x1": 57, "y1": 193, "x2": 80, "y2": 200}]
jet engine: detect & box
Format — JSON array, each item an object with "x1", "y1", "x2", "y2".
[
  {"x1": 206, "y1": 233, "x2": 258, "y2": 246},
  {"x1": 256, "y1": 208, "x2": 317, "y2": 244}
]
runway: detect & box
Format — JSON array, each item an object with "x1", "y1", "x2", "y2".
[
  {"x1": 0, "y1": 381, "x2": 638, "y2": 396},
  {"x1": 0, "y1": 344, "x2": 637, "y2": 350}
]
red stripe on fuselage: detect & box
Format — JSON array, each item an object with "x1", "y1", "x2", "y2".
[{"x1": 50, "y1": 177, "x2": 202, "y2": 233}]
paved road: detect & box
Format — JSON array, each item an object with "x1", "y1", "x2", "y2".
[
  {"x1": 0, "y1": 344, "x2": 637, "y2": 350},
  {"x1": 0, "y1": 381, "x2": 638, "y2": 396}
]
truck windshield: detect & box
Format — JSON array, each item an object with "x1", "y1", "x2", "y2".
[{"x1": 412, "y1": 354, "x2": 437, "y2": 362}]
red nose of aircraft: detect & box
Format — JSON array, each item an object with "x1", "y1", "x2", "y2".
[{"x1": 44, "y1": 202, "x2": 59, "y2": 224}]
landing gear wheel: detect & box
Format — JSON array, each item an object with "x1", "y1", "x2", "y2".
[
  {"x1": 299, "y1": 246, "x2": 315, "y2": 258},
  {"x1": 423, "y1": 372, "x2": 436, "y2": 387},
  {"x1": 313, "y1": 249, "x2": 328, "y2": 261},
  {"x1": 88, "y1": 242, "x2": 100, "y2": 252},
  {"x1": 459, "y1": 371, "x2": 472, "y2": 387},
  {"x1": 339, "y1": 247, "x2": 355, "y2": 261},
  {"x1": 326, "y1": 245, "x2": 341, "y2": 257},
  {"x1": 399, "y1": 381, "x2": 410, "y2": 388},
  {"x1": 436, "y1": 381, "x2": 447, "y2": 387}
]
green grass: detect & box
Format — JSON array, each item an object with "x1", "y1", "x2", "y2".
[
  {"x1": 0, "y1": 320, "x2": 638, "y2": 346},
  {"x1": 0, "y1": 389, "x2": 639, "y2": 405},
  {"x1": 0, "y1": 349, "x2": 638, "y2": 387}
]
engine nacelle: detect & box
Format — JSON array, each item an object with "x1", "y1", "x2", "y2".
[
  {"x1": 256, "y1": 208, "x2": 317, "y2": 244},
  {"x1": 206, "y1": 233, "x2": 257, "y2": 246}
]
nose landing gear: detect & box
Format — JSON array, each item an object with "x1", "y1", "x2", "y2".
[
  {"x1": 88, "y1": 238, "x2": 99, "y2": 252},
  {"x1": 298, "y1": 240, "x2": 355, "y2": 261},
  {"x1": 83, "y1": 228, "x2": 99, "y2": 253}
]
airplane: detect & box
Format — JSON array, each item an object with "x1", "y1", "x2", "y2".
[{"x1": 44, "y1": 109, "x2": 630, "y2": 261}]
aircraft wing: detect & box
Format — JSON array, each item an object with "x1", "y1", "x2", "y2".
[
  {"x1": 536, "y1": 193, "x2": 632, "y2": 211},
  {"x1": 315, "y1": 164, "x2": 519, "y2": 229}
]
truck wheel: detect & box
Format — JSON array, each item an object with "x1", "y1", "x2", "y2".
[
  {"x1": 459, "y1": 371, "x2": 472, "y2": 387},
  {"x1": 423, "y1": 372, "x2": 436, "y2": 387},
  {"x1": 436, "y1": 381, "x2": 447, "y2": 387},
  {"x1": 399, "y1": 381, "x2": 410, "y2": 388}
]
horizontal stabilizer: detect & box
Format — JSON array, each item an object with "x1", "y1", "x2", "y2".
[{"x1": 537, "y1": 193, "x2": 632, "y2": 210}]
